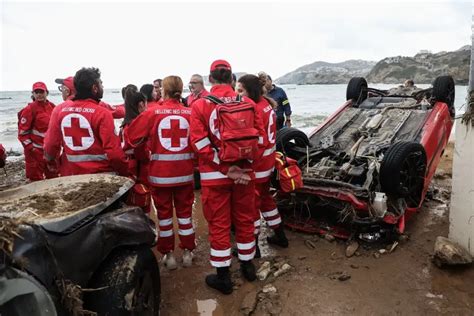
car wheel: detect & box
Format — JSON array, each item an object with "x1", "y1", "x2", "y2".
[
  {"x1": 380, "y1": 141, "x2": 426, "y2": 208},
  {"x1": 85, "y1": 247, "x2": 160, "y2": 316},
  {"x1": 275, "y1": 127, "x2": 310, "y2": 161},
  {"x1": 346, "y1": 77, "x2": 368, "y2": 106},
  {"x1": 432, "y1": 75, "x2": 455, "y2": 117}
]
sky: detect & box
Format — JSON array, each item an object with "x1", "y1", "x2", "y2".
[{"x1": 0, "y1": 0, "x2": 472, "y2": 91}]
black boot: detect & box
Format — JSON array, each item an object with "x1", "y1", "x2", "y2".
[
  {"x1": 240, "y1": 260, "x2": 257, "y2": 281},
  {"x1": 255, "y1": 235, "x2": 261, "y2": 259},
  {"x1": 267, "y1": 225, "x2": 289, "y2": 248},
  {"x1": 205, "y1": 267, "x2": 233, "y2": 295}
]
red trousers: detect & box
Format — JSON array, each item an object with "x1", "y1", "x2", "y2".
[
  {"x1": 202, "y1": 182, "x2": 256, "y2": 267},
  {"x1": 152, "y1": 184, "x2": 195, "y2": 254},
  {"x1": 254, "y1": 180, "x2": 282, "y2": 234},
  {"x1": 25, "y1": 148, "x2": 57, "y2": 181}
]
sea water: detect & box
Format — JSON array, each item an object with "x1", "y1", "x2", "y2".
[{"x1": 0, "y1": 84, "x2": 468, "y2": 152}]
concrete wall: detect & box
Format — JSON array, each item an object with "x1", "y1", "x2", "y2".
[{"x1": 449, "y1": 123, "x2": 474, "y2": 255}]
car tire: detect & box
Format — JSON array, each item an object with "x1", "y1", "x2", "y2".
[
  {"x1": 275, "y1": 127, "x2": 310, "y2": 160},
  {"x1": 346, "y1": 77, "x2": 368, "y2": 106},
  {"x1": 432, "y1": 75, "x2": 455, "y2": 116},
  {"x1": 85, "y1": 246, "x2": 160, "y2": 316},
  {"x1": 380, "y1": 141, "x2": 426, "y2": 207}
]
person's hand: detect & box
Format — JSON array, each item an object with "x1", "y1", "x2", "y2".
[
  {"x1": 227, "y1": 166, "x2": 252, "y2": 185},
  {"x1": 285, "y1": 118, "x2": 292, "y2": 128}
]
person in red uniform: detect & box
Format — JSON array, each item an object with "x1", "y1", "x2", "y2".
[
  {"x1": 44, "y1": 67, "x2": 128, "y2": 176},
  {"x1": 237, "y1": 75, "x2": 289, "y2": 257},
  {"x1": 56, "y1": 75, "x2": 125, "y2": 118},
  {"x1": 56, "y1": 76, "x2": 76, "y2": 101},
  {"x1": 0, "y1": 144, "x2": 6, "y2": 169},
  {"x1": 18, "y1": 82, "x2": 58, "y2": 181},
  {"x1": 186, "y1": 74, "x2": 209, "y2": 107},
  {"x1": 127, "y1": 76, "x2": 195, "y2": 269},
  {"x1": 190, "y1": 60, "x2": 266, "y2": 294}
]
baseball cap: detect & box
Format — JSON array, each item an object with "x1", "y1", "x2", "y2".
[
  {"x1": 55, "y1": 76, "x2": 75, "y2": 92},
  {"x1": 32, "y1": 82, "x2": 48, "y2": 92},
  {"x1": 210, "y1": 59, "x2": 232, "y2": 72}
]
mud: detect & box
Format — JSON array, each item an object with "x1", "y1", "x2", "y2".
[
  {"x1": 157, "y1": 141, "x2": 474, "y2": 315},
  {"x1": 0, "y1": 179, "x2": 124, "y2": 222}
]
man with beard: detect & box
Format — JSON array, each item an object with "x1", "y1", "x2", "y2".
[{"x1": 44, "y1": 67, "x2": 128, "y2": 176}]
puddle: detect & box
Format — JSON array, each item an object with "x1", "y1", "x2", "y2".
[{"x1": 196, "y1": 299, "x2": 224, "y2": 316}]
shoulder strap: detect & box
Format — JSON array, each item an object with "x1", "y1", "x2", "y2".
[{"x1": 205, "y1": 95, "x2": 224, "y2": 104}]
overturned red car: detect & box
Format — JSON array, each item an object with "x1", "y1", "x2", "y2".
[{"x1": 276, "y1": 76, "x2": 455, "y2": 241}]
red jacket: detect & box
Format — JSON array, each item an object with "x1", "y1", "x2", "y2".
[
  {"x1": 43, "y1": 99, "x2": 128, "y2": 176},
  {"x1": 100, "y1": 102, "x2": 125, "y2": 119},
  {"x1": 18, "y1": 100, "x2": 55, "y2": 151},
  {"x1": 126, "y1": 98, "x2": 194, "y2": 187},
  {"x1": 187, "y1": 89, "x2": 210, "y2": 107},
  {"x1": 190, "y1": 84, "x2": 266, "y2": 186},
  {"x1": 254, "y1": 97, "x2": 277, "y2": 183},
  {"x1": 122, "y1": 124, "x2": 150, "y2": 183},
  {"x1": 147, "y1": 100, "x2": 164, "y2": 109}
]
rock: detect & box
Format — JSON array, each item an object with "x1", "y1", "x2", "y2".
[
  {"x1": 304, "y1": 239, "x2": 317, "y2": 250},
  {"x1": 378, "y1": 249, "x2": 387, "y2": 254},
  {"x1": 373, "y1": 252, "x2": 381, "y2": 259},
  {"x1": 432, "y1": 236, "x2": 473, "y2": 268},
  {"x1": 324, "y1": 234, "x2": 336, "y2": 242},
  {"x1": 338, "y1": 272, "x2": 351, "y2": 281},
  {"x1": 345, "y1": 241, "x2": 359, "y2": 258},
  {"x1": 257, "y1": 261, "x2": 272, "y2": 281},
  {"x1": 389, "y1": 241, "x2": 399, "y2": 253},
  {"x1": 298, "y1": 256, "x2": 307, "y2": 260},
  {"x1": 398, "y1": 234, "x2": 409, "y2": 243},
  {"x1": 274, "y1": 263, "x2": 292, "y2": 277},
  {"x1": 355, "y1": 251, "x2": 361, "y2": 257},
  {"x1": 240, "y1": 290, "x2": 258, "y2": 315},
  {"x1": 350, "y1": 264, "x2": 359, "y2": 269},
  {"x1": 262, "y1": 284, "x2": 277, "y2": 294}
]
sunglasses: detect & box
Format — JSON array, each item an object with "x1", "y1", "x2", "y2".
[
  {"x1": 33, "y1": 89, "x2": 46, "y2": 94},
  {"x1": 189, "y1": 82, "x2": 201, "y2": 85}
]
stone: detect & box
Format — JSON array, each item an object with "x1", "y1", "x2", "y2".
[
  {"x1": 298, "y1": 256, "x2": 307, "y2": 260},
  {"x1": 350, "y1": 264, "x2": 359, "y2": 269},
  {"x1": 373, "y1": 252, "x2": 381, "y2": 259},
  {"x1": 378, "y1": 249, "x2": 387, "y2": 254},
  {"x1": 257, "y1": 261, "x2": 272, "y2": 281},
  {"x1": 262, "y1": 284, "x2": 277, "y2": 294},
  {"x1": 345, "y1": 241, "x2": 359, "y2": 258},
  {"x1": 324, "y1": 234, "x2": 336, "y2": 242},
  {"x1": 240, "y1": 290, "x2": 258, "y2": 315},
  {"x1": 338, "y1": 272, "x2": 351, "y2": 281},
  {"x1": 274, "y1": 263, "x2": 292, "y2": 277},
  {"x1": 389, "y1": 241, "x2": 399, "y2": 253},
  {"x1": 432, "y1": 236, "x2": 473, "y2": 268}
]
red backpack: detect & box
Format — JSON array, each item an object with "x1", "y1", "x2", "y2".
[{"x1": 206, "y1": 95, "x2": 260, "y2": 162}]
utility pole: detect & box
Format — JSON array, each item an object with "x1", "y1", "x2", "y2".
[{"x1": 448, "y1": 16, "x2": 474, "y2": 255}]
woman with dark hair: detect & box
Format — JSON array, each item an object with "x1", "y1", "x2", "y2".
[
  {"x1": 126, "y1": 76, "x2": 195, "y2": 270},
  {"x1": 141, "y1": 83, "x2": 163, "y2": 108},
  {"x1": 122, "y1": 89, "x2": 151, "y2": 212},
  {"x1": 237, "y1": 74, "x2": 289, "y2": 256}
]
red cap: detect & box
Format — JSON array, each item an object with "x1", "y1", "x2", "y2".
[
  {"x1": 55, "y1": 76, "x2": 75, "y2": 92},
  {"x1": 32, "y1": 82, "x2": 48, "y2": 92},
  {"x1": 210, "y1": 59, "x2": 232, "y2": 72}
]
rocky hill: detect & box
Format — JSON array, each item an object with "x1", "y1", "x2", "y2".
[
  {"x1": 275, "y1": 60, "x2": 377, "y2": 85},
  {"x1": 366, "y1": 46, "x2": 470, "y2": 84},
  {"x1": 276, "y1": 46, "x2": 470, "y2": 85}
]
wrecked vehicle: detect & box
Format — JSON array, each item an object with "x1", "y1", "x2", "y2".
[
  {"x1": 276, "y1": 76, "x2": 455, "y2": 240},
  {"x1": 0, "y1": 174, "x2": 159, "y2": 315}
]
